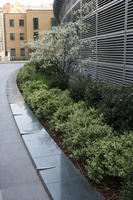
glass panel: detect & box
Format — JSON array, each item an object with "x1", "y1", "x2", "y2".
[
  {"x1": 33, "y1": 18, "x2": 39, "y2": 30},
  {"x1": 20, "y1": 48, "x2": 25, "y2": 56},
  {"x1": 10, "y1": 33, "x2": 15, "y2": 40},
  {"x1": 10, "y1": 19, "x2": 14, "y2": 27},
  {"x1": 11, "y1": 48, "x2": 15, "y2": 56},
  {"x1": 20, "y1": 33, "x2": 24, "y2": 40},
  {"x1": 19, "y1": 19, "x2": 24, "y2": 27}
]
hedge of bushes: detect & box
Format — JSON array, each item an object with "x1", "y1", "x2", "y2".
[
  {"x1": 17, "y1": 64, "x2": 133, "y2": 198},
  {"x1": 69, "y1": 77, "x2": 133, "y2": 133}
]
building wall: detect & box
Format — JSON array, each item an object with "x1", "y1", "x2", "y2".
[
  {"x1": 0, "y1": 8, "x2": 5, "y2": 61},
  {"x1": 5, "y1": 9, "x2": 53, "y2": 60},
  {"x1": 26, "y1": 10, "x2": 53, "y2": 42},
  {"x1": 54, "y1": 0, "x2": 133, "y2": 84},
  {"x1": 5, "y1": 13, "x2": 27, "y2": 60}
]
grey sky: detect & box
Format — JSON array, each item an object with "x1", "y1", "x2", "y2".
[{"x1": 0, "y1": 0, "x2": 54, "y2": 7}]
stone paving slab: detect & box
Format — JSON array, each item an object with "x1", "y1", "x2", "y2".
[
  {"x1": 34, "y1": 153, "x2": 78, "y2": 172},
  {"x1": 22, "y1": 133, "x2": 61, "y2": 158},
  {"x1": 0, "y1": 157, "x2": 41, "y2": 189},
  {"x1": 10, "y1": 103, "x2": 27, "y2": 115},
  {"x1": 7, "y1": 65, "x2": 104, "y2": 200},
  {"x1": 0, "y1": 191, "x2": 3, "y2": 200},
  {"x1": 46, "y1": 176, "x2": 102, "y2": 200},
  {"x1": 15, "y1": 114, "x2": 43, "y2": 134},
  {"x1": 1, "y1": 182, "x2": 48, "y2": 200}
]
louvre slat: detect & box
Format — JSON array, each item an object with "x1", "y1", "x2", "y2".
[
  {"x1": 98, "y1": 0, "x2": 114, "y2": 8},
  {"x1": 127, "y1": 0, "x2": 133, "y2": 29}
]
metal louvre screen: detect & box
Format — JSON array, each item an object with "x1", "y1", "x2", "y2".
[
  {"x1": 97, "y1": 36, "x2": 124, "y2": 64},
  {"x1": 98, "y1": 1, "x2": 125, "y2": 35},
  {"x1": 98, "y1": 0, "x2": 113, "y2": 7},
  {"x1": 125, "y1": 34, "x2": 133, "y2": 83},
  {"x1": 54, "y1": 0, "x2": 133, "y2": 84},
  {"x1": 82, "y1": 15, "x2": 96, "y2": 38},
  {"x1": 127, "y1": 0, "x2": 133, "y2": 30},
  {"x1": 97, "y1": 64, "x2": 124, "y2": 84}
]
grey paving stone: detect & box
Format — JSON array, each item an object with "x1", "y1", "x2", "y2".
[
  {"x1": 22, "y1": 132, "x2": 61, "y2": 158},
  {"x1": 0, "y1": 158, "x2": 41, "y2": 189},
  {"x1": 46, "y1": 176, "x2": 102, "y2": 200},
  {"x1": 10, "y1": 103, "x2": 27, "y2": 115},
  {"x1": 1, "y1": 182, "x2": 49, "y2": 200},
  {"x1": 15, "y1": 114, "x2": 43, "y2": 134},
  {"x1": 0, "y1": 130, "x2": 20, "y2": 145},
  {"x1": 0, "y1": 142, "x2": 29, "y2": 163},
  {"x1": 0, "y1": 191, "x2": 3, "y2": 200},
  {"x1": 7, "y1": 70, "x2": 24, "y2": 104},
  {"x1": 22, "y1": 129, "x2": 50, "y2": 141},
  {"x1": 35, "y1": 153, "x2": 81, "y2": 183}
]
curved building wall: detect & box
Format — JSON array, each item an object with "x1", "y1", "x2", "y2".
[{"x1": 54, "y1": 0, "x2": 133, "y2": 84}]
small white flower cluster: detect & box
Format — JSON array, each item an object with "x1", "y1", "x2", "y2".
[{"x1": 27, "y1": 3, "x2": 94, "y2": 77}]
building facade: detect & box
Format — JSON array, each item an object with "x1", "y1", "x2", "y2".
[
  {"x1": 5, "y1": 7, "x2": 54, "y2": 60},
  {"x1": 54, "y1": 0, "x2": 133, "y2": 84},
  {"x1": 0, "y1": 8, "x2": 6, "y2": 61}
]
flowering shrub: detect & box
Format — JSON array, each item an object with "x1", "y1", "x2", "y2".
[{"x1": 27, "y1": 7, "x2": 94, "y2": 81}]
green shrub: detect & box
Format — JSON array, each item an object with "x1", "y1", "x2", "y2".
[
  {"x1": 69, "y1": 77, "x2": 89, "y2": 101},
  {"x1": 101, "y1": 85, "x2": 133, "y2": 132},
  {"x1": 26, "y1": 88, "x2": 72, "y2": 120},
  {"x1": 17, "y1": 63, "x2": 51, "y2": 86},
  {"x1": 69, "y1": 75, "x2": 133, "y2": 132},
  {"x1": 69, "y1": 76, "x2": 106, "y2": 107},
  {"x1": 63, "y1": 108, "x2": 112, "y2": 160},
  {"x1": 44, "y1": 65, "x2": 69, "y2": 90},
  {"x1": 51, "y1": 101, "x2": 86, "y2": 133},
  {"x1": 41, "y1": 89, "x2": 72, "y2": 119},
  {"x1": 86, "y1": 133, "x2": 133, "y2": 182},
  {"x1": 49, "y1": 72, "x2": 68, "y2": 90},
  {"x1": 17, "y1": 63, "x2": 35, "y2": 84},
  {"x1": 121, "y1": 168, "x2": 133, "y2": 200},
  {"x1": 20, "y1": 80, "x2": 48, "y2": 98},
  {"x1": 26, "y1": 88, "x2": 49, "y2": 118},
  {"x1": 84, "y1": 79, "x2": 106, "y2": 108}
]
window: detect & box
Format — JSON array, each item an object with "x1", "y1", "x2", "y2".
[
  {"x1": 11, "y1": 48, "x2": 16, "y2": 57},
  {"x1": 20, "y1": 33, "x2": 24, "y2": 40},
  {"x1": 10, "y1": 19, "x2": 14, "y2": 27},
  {"x1": 19, "y1": 19, "x2": 24, "y2": 27},
  {"x1": 51, "y1": 18, "x2": 58, "y2": 27},
  {"x1": 10, "y1": 33, "x2": 15, "y2": 40},
  {"x1": 34, "y1": 31, "x2": 39, "y2": 40},
  {"x1": 20, "y1": 48, "x2": 25, "y2": 57},
  {"x1": 51, "y1": 18, "x2": 58, "y2": 31},
  {"x1": 33, "y1": 18, "x2": 39, "y2": 30}
]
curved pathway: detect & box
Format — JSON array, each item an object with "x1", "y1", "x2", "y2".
[{"x1": 0, "y1": 63, "x2": 50, "y2": 200}]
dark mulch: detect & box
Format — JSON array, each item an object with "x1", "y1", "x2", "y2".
[{"x1": 41, "y1": 121, "x2": 122, "y2": 200}]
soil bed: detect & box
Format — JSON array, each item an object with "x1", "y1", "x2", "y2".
[{"x1": 41, "y1": 121, "x2": 122, "y2": 200}]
